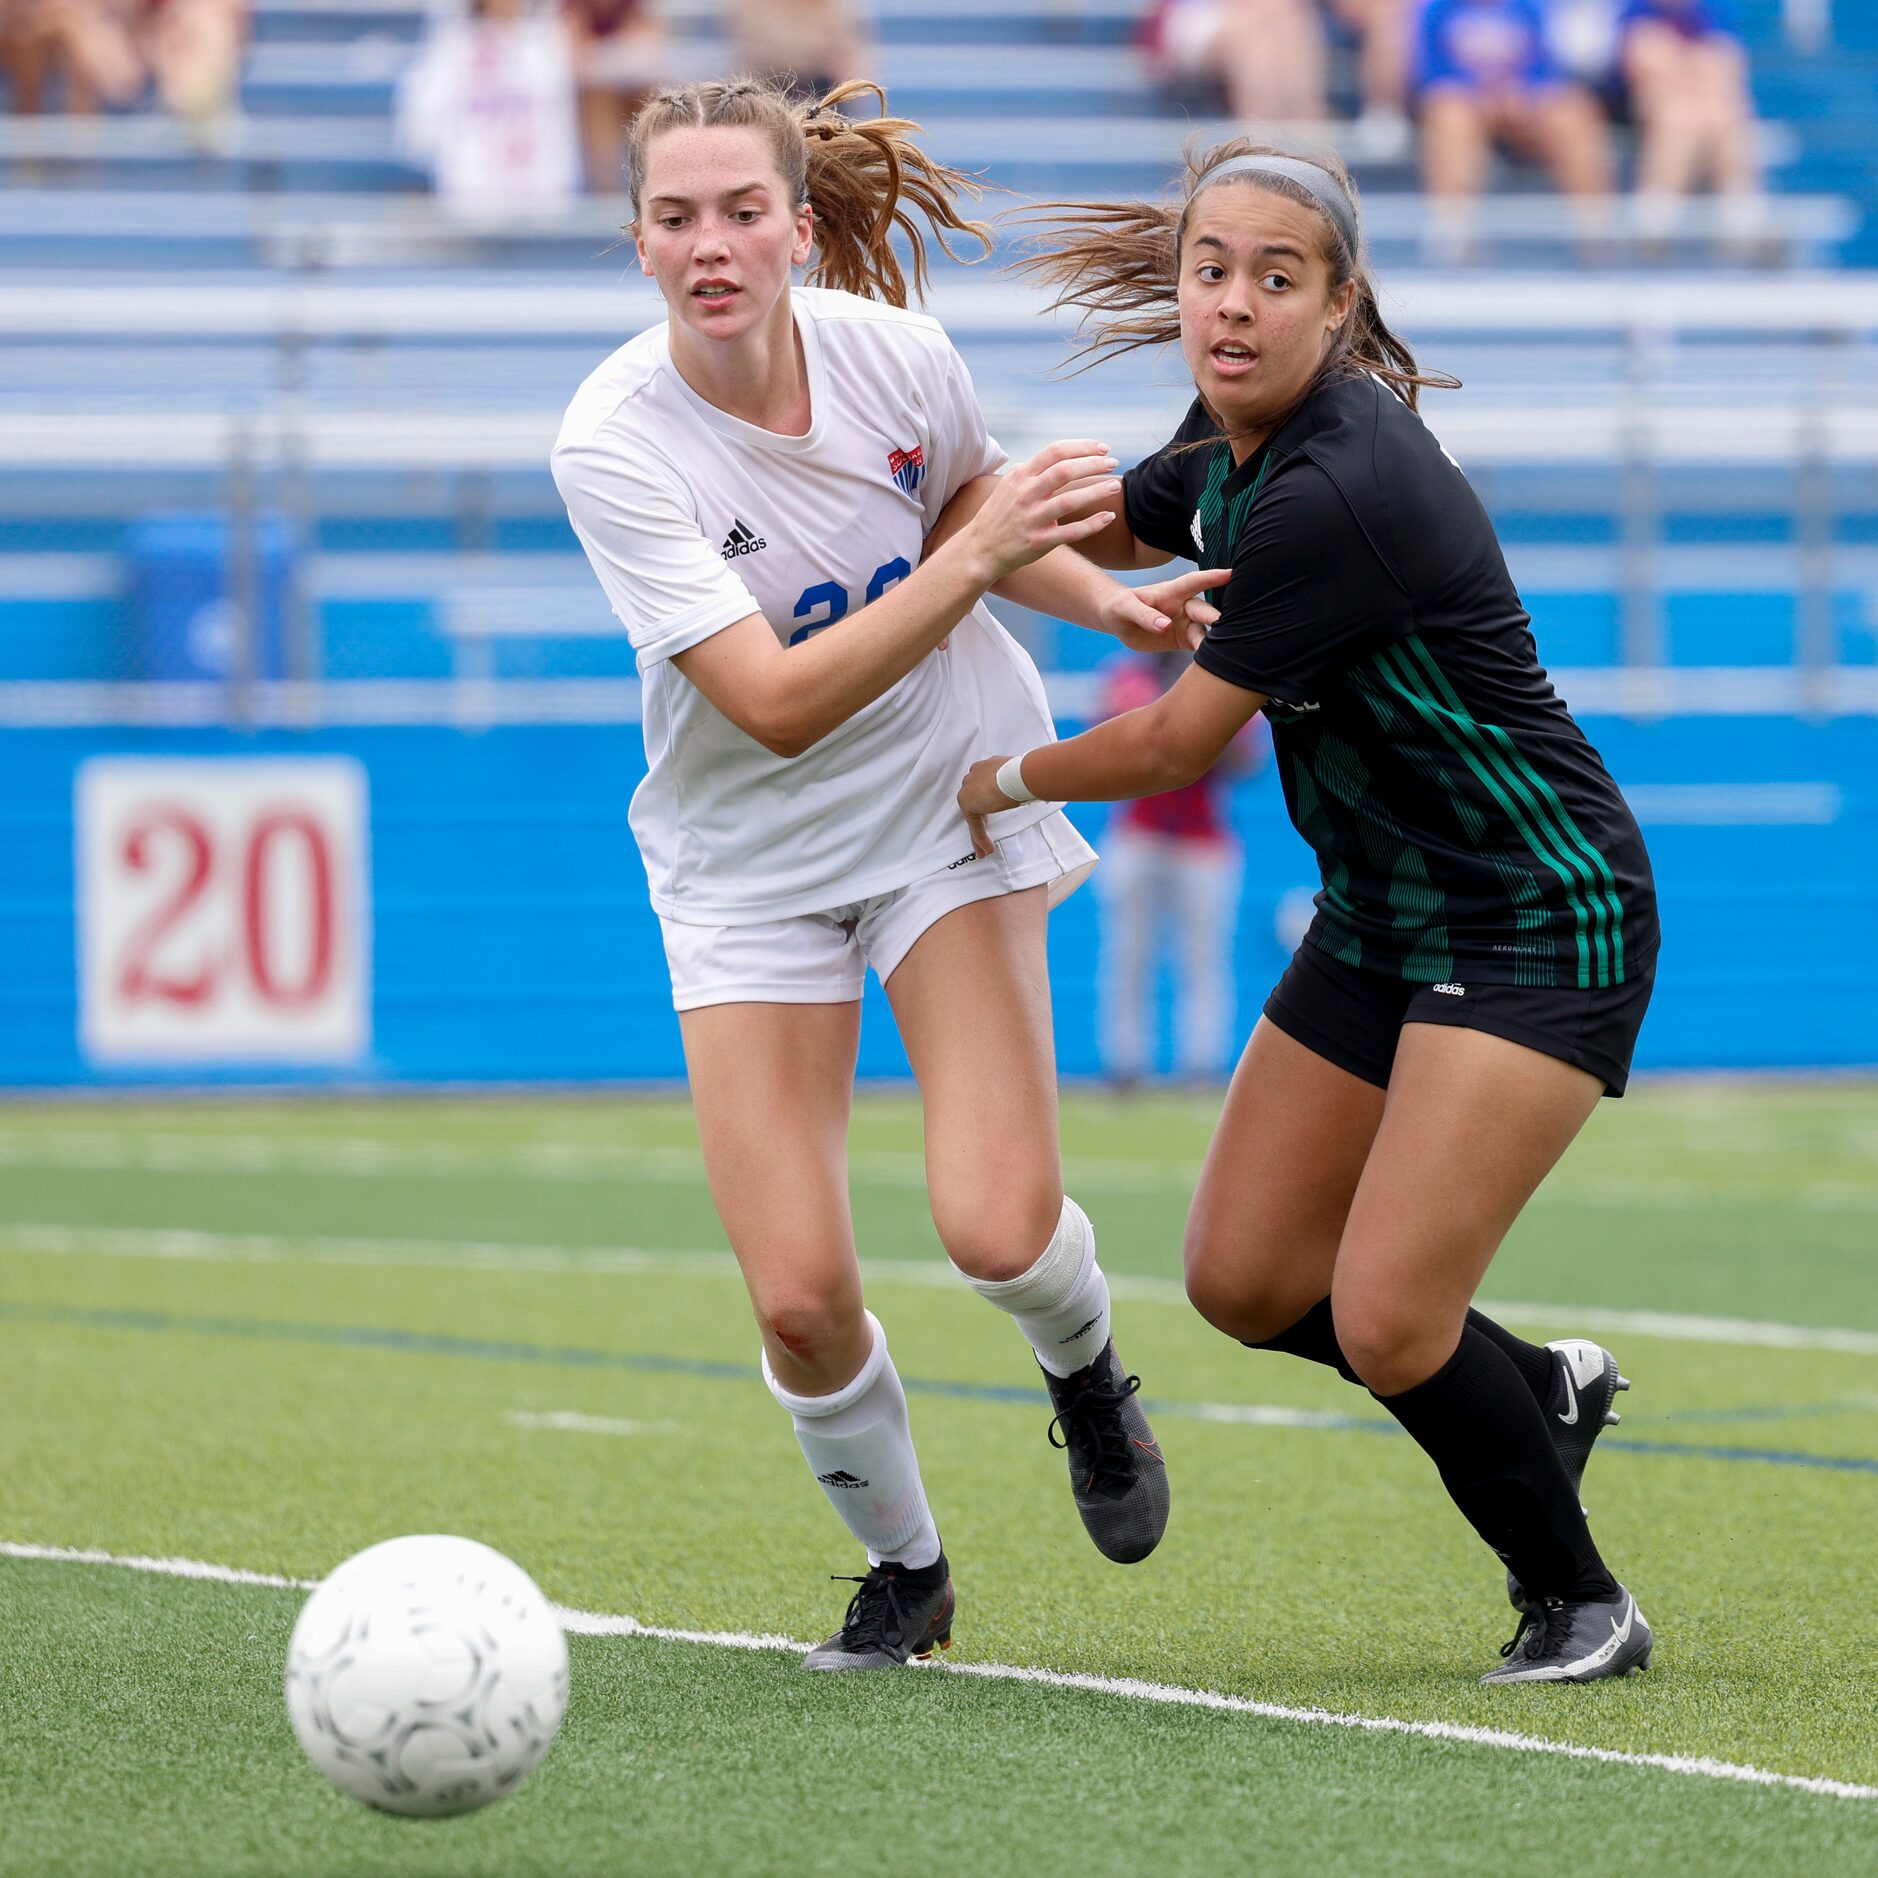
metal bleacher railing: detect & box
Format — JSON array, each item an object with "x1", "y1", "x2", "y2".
[
  {"x1": 1, "y1": 271, "x2": 1875, "y2": 728},
  {"x1": 2, "y1": 0, "x2": 1875, "y2": 732}
]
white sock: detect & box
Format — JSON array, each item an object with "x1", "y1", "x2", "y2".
[
  {"x1": 762, "y1": 1311, "x2": 942, "y2": 1570},
  {"x1": 959, "y1": 1196, "x2": 1112, "y2": 1379}
]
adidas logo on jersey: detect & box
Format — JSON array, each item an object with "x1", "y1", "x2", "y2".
[
  {"x1": 720, "y1": 519, "x2": 767, "y2": 559},
  {"x1": 1190, "y1": 511, "x2": 1205, "y2": 556}
]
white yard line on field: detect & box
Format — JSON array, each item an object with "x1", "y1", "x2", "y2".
[
  {"x1": 0, "y1": 1128, "x2": 1873, "y2": 1210},
  {"x1": 2, "y1": 1539, "x2": 1873, "y2": 1805},
  {"x1": 1, "y1": 1541, "x2": 310, "y2": 1590},
  {"x1": 5, "y1": 1221, "x2": 1878, "y2": 1356},
  {"x1": 0, "y1": 1129, "x2": 944, "y2": 1191},
  {"x1": 1484, "y1": 1302, "x2": 1878, "y2": 1358},
  {"x1": 505, "y1": 1410, "x2": 682, "y2": 1437},
  {"x1": 0, "y1": 1221, "x2": 755, "y2": 1281}
]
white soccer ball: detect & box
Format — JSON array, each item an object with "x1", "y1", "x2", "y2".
[{"x1": 285, "y1": 1534, "x2": 570, "y2": 1817}]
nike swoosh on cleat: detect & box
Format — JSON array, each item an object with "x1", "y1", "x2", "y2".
[
  {"x1": 1556, "y1": 1366, "x2": 1581, "y2": 1427},
  {"x1": 1562, "y1": 1600, "x2": 1638, "y2": 1677}
]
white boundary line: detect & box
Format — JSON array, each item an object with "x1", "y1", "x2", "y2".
[
  {"x1": 4, "y1": 1540, "x2": 1873, "y2": 1806},
  {"x1": 505, "y1": 1410, "x2": 682, "y2": 1437},
  {"x1": 2, "y1": 1128, "x2": 1874, "y2": 1211},
  {"x1": 5, "y1": 1221, "x2": 1878, "y2": 1357}
]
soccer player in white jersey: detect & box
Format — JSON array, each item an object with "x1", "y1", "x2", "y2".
[{"x1": 552, "y1": 77, "x2": 1227, "y2": 1669}]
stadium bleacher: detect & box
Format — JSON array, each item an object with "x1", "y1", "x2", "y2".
[
  {"x1": 1, "y1": 0, "x2": 1876, "y2": 690},
  {"x1": 1, "y1": 0, "x2": 1874, "y2": 1085}
]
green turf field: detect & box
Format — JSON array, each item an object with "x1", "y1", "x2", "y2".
[{"x1": 3, "y1": 1085, "x2": 1876, "y2": 1876}]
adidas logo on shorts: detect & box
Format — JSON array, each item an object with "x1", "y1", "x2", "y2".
[{"x1": 721, "y1": 519, "x2": 767, "y2": 559}]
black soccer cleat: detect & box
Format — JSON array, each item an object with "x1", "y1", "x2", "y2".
[
  {"x1": 1507, "y1": 1338, "x2": 1631, "y2": 1613},
  {"x1": 1041, "y1": 1340, "x2": 1170, "y2": 1564},
  {"x1": 801, "y1": 1555, "x2": 955, "y2": 1671},
  {"x1": 1480, "y1": 1584, "x2": 1653, "y2": 1684}
]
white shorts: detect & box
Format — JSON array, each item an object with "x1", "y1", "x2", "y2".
[{"x1": 658, "y1": 811, "x2": 1098, "y2": 1011}]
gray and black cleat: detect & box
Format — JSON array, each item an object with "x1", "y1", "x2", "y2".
[
  {"x1": 802, "y1": 1556, "x2": 955, "y2": 1671},
  {"x1": 1041, "y1": 1340, "x2": 1170, "y2": 1564},
  {"x1": 1480, "y1": 1584, "x2": 1653, "y2": 1684},
  {"x1": 1508, "y1": 1338, "x2": 1631, "y2": 1612}
]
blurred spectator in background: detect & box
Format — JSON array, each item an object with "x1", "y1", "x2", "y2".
[
  {"x1": 1619, "y1": 0, "x2": 1763, "y2": 245},
  {"x1": 562, "y1": 0, "x2": 662, "y2": 193},
  {"x1": 1141, "y1": 0, "x2": 1329, "y2": 122},
  {"x1": 1546, "y1": 0, "x2": 1624, "y2": 96},
  {"x1": 0, "y1": 0, "x2": 144, "y2": 115},
  {"x1": 1413, "y1": 0, "x2": 1614, "y2": 251},
  {"x1": 1095, "y1": 655, "x2": 1267, "y2": 1090},
  {"x1": 1326, "y1": 0, "x2": 1413, "y2": 137},
  {"x1": 0, "y1": 0, "x2": 243, "y2": 139},
  {"x1": 143, "y1": 0, "x2": 245, "y2": 141},
  {"x1": 726, "y1": 0, "x2": 869, "y2": 103},
  {"x1": 396, "y1": 0, "x2": 581, "y2": 222}
]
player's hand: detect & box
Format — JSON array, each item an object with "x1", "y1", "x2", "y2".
[
  {"x1": 1098, "y1": 568, "x2": 1232, "y2": 653},
  {"x1": 958, "y1": 755, "x2": 1016, "y2": 859},
  {"x1": 962, "y1": 440, "x2": 1123, "y2": 581}
]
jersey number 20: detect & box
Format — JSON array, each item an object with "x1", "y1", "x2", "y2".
[{"x1": 788, "y1": 558, "x2": 913, "y2": 646}]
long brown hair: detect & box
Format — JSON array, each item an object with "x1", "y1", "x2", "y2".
[
  {"x1": 1013, "y1": 139, "x2": 1455, "y2": 412},
  {"x1": 624, "y1": 77, "x2": 994, "y2": 308}
]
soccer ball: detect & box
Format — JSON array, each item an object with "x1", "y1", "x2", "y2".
[{"x1": 285, "y1": 1534, "x2": 570, "y2": 1817}]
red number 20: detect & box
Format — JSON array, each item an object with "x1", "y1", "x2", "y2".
[{"x1": 119, "y1": 807, "x2": 336, "y2": 1009}]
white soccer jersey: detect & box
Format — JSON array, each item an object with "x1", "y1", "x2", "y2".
[{"x1": 552, "y1": 286, "x2": 1061, "y2": 925}]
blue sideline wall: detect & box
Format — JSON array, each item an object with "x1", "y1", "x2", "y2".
[{"x1": 2, "y1": 712, "x2": 1874, "y2": 1088}]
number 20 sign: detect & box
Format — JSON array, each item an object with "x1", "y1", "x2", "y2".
[{"x1": 77, "y1": 758, "x2": 371, "y2": 1064}]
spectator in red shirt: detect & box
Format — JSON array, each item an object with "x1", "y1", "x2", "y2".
[{"x1": 1095, "y1": 653, "x2": 1267, "y2": 1087}]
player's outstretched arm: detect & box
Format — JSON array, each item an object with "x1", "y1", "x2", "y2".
[
  {"x1": 926, "y1": 474, "x2": 1220, "y2": 652},
  {"x1": 956, "y1": 663, "x2": 1266, "y2": 857},
  {"x1": 927, "y1": 473, "x2": 1172, "y2": 577},
  {"x1": 673, "y1": 440, "x2": 1123, "y2": 758}
]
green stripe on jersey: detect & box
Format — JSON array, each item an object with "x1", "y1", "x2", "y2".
[
  {"x1": 1397, "y1": 636, "x2": 1627, "y2": 986},
  {"x1": 1197, "y1": 447, "x2": 1232, "y2": 598},
  {"x1": 1287, "y1": 752, "x2": 1363, "y2": 967},
  {"x1": 1348, "y1": 663, "x2": 1556, "y2": 986},
  {"x1": 1198, "y1": 444, "x2": 1275, "y2": 606},
  {"x1": 1366, "y1": 640, "x2": 1605, "y2": 988},
  {"x1": 1298, "y1": 726, "x2": 1453, "y2": 981}
]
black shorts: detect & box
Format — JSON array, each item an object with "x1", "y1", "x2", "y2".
[{"x1": 1263, "y1": 942, "x2": 1657, "y2": 1097}]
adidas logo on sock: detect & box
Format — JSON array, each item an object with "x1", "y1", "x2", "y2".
[
  {"x1": 1060, "y1": 1314, "x2": 1104, "y2": 1343},
  {"x1": 816, "y1": 1470, "x2": 868, "y2": 1488},
  {"x1": 720, "y1": 519, "x2": 767, "y2": 559}
]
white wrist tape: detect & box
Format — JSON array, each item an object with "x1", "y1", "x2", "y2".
[{"x1": 996, "y1": 754, "x2": 1039, "y2": 805}]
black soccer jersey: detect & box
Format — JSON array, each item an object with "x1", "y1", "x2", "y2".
[{"x1": 1122, "y1": 373, "x2": 1657, "y2": 989}]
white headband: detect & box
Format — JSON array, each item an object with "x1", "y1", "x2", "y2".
[{"x1": 1189, "y1": 154, "x2": 1360, "y2": 259}]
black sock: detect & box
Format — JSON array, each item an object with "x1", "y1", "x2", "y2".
[
  {"x1": 1248, "y1": 1298, "x2": 1554, "y2": 1408},
  {"x1": 1374, "y1": 1327, "x2": 1618, "y2": 1603},
  {"x1": 1464, "y1": 1310, "x2": 1556, "y2": 1403},
  {"x1": 883, "y1": 1548, "x2": 947, "y2": 1585},
  {"x1": 1242, "y1": 1297, "x2": 1362, "y2": 1384}
]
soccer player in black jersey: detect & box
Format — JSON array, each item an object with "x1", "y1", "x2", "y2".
[{"x1": 957, "y1": 145, "x2": 1657, "y2": 1683}]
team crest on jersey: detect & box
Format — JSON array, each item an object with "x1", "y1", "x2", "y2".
[{"x1": 888, "y1": 445, "x2": 926, "y2": 496}]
